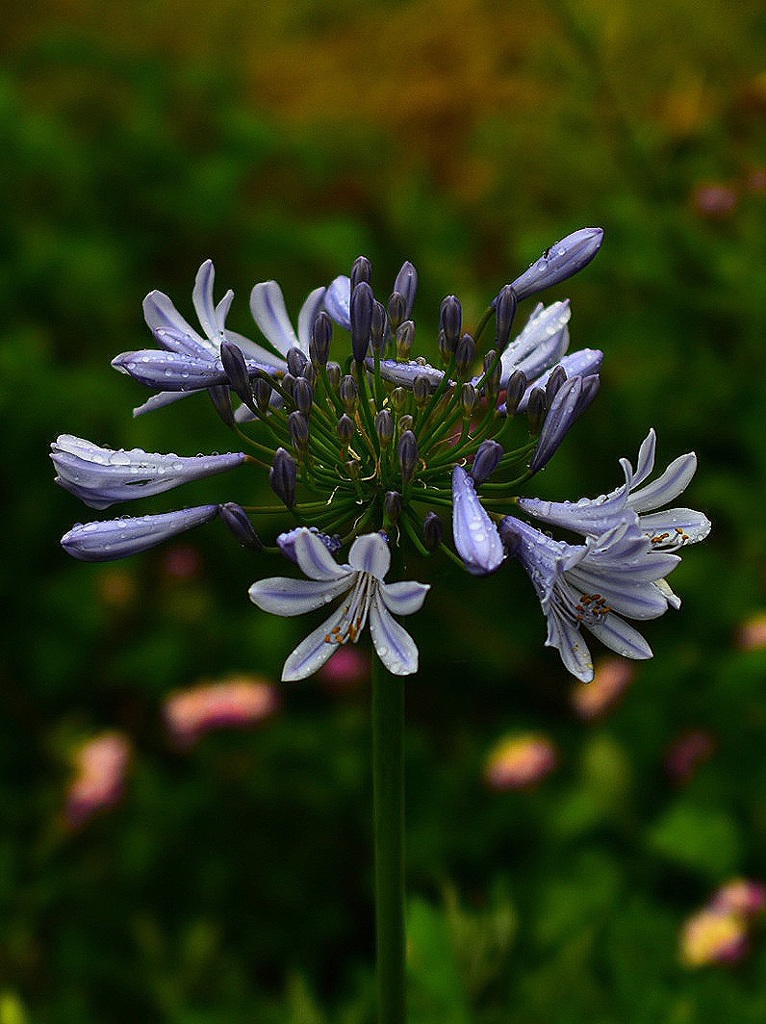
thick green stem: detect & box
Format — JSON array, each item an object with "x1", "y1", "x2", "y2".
[{"x1": 372, "y1": 652, "x2": 406, "y2": 1024}]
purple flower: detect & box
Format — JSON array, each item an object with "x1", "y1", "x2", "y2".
[
  {"x1": 499, "y1": 300, "x2": 571, "y2": 388},
  {"x1": 529, "y1": 374, "x2": 600, "y2": 472},
  {"x1": 61, "y1": 505, "x2": 220, "y2": 562},
  {"x1": 509, "y1": 228, "x2": 604, "y2": 302},
  {"x1": 451, "y1": 466, "x2": 504, "y2": 575}
]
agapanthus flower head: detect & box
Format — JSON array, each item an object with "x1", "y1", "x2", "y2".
[
  {"x1": 484, "y1": 733, "x2": 558, "y2": 790},
  {"x1": 65, "y1": 731, "x2": 131, "y2": 829},
  {"x1": 163, "y1": 675, "x2": 280, "y2": 748}
]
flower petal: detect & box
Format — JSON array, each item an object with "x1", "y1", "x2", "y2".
[
  {"x1": 293, "y1": 528, "x2": 351, "y2": 581},
  {"x1": 324, "y1": 275, "x2": 351, "y2": 330},
  {"x1": 132, "y1": 391, "x2": 191, "y2": 417},
  {"x1": 628, "y1": 453, "x2": 698, "y2": 513},
  {"x1": 631, "y1": 429, "x2": 657, "y2": 489},
  {"x1": 500, "y1": 300, "x2": 570, "y2": 387},
  {"x1": 378, "y1": 580, "x2": 431, "y2": 616},
  {"x1": 586, "y1": 613, "x2": 653, "y2": 661},
  {"x1": 281, "y1": 609, "x2": 346, "y2": 681},
  {"x1": 60, "y1": 505, "x2": 219, "y2": 562},
  {"x1": 348, "y1": 533, "x2": 391, "y2": 580},
  {"x1": 142, "y1": 290, "x2": 214, "y2": 358},
  {"x1": 192, "y1": 260, "x2": 223, "y2": 341},
  {"x1": 544, "y1": 606, "x2": 594, "y2": 682},
  {"x1": 639, "y1": 509, "x2": 712, "y2": 549},
  {"x1": 250, "y1": 281, "x2": 300, "y2": 356},
  {"x1": 248, "y1": 575, "x2": 351, "y2": 616},
  {"x1": 297, "y1": 287, "x2": 327, "y2": 352},
  {"x1": 452, "y1": 466, "x2": 504, "y2": 575},
  {"x1": 369, "y1": 592, "x2": 419, "y2": 675},
  {"x1": 529, "y1": 374, "x2": 600, "y2": 473}
]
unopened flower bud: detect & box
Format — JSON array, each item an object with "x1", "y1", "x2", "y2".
[
  {"x1": 390, "y1": 387, "x2": 407, "y2": 413},
  {"x1": 423, "y1": 511, "x2": 443, "y2": 551},
  {"x1": 209, "y1": 384, "x2": 236, "y2": 427},
  {"x1": 504, "y1": 369, "x2": 526, "y2": 415},
  {"x1": 395, "y1": 320, "x2": 415, "y2": 361},
  {"x1": 325, "y1": 361, "x2": 341, "y2": 390},
  {"x1": 527, "y1": 386, "x2": 547, "y2": 435},
  {"x1": 471, "y1": 439, "x2": 504, "y2": 485},
  {"x1": 370, "y1": 300, "x2": 388, "y2": 354},
  {"x1": 351, "y1": 255, "x2": 372, "y2": 290},
  {"x1": 393, "y1": 260, "x2": 417, "y2": 318},
  {"x1": 340, "y1": 374, "x2": 359, "y2": 414},
  {"x1": 546, "y1": 364, "x2": 568, "y2": 405},
  {"x1": 384, "y1": 490, "x2": 402, "y2": 523},
  {"x1": 494, "y1": 284, "x2": 517, "y2": 352},
  {"x1": 253, "y1": 376, "x2": 273, "y2": 413},
  {"x1": 269, "y1": 448, "x2": 297, "y2": 508},
  {"x1": 288, "y1": 410, "x2": 309, "y2": 452},
  {"x1": 483, "y1": 349, "x2": 501, "y2": 401},
  {"x1": 344, "y1": 458, "x2": 361, "y2": 483},
  {"x1": 387, "y1": 291, "x2": 406, "y2": 331},
  {"x1": 510, "y1": 227, "x2": 604, "y2": 302},
  {"x1": 220, "y1": 502, "x2": 263, "y2": 551},
  {"x1": 413, "y1": 375, "x2": 430, "y2": 406},
  {"x1": 337, "y1": 413, "x2": 355, "y2": 446},
  {"x1": 398, "y1": 429, "x2": 418, "y2": 485},
  {"x1": 461, "y1": 382, "x2": 477, "y2": 417},
  {"x1": 455, "y1": 332, "x2": 476, "y2": 377},
  {"x1": 350, "y1": 281, "x2": 374, "y2": 362},
  {"x1": 220, "y1": 340, "x2": 253, "y2": 406},
  {"x1": 293, "y1": 377, "x2": 314, "y2": 416},
  {"x1": 301, "y1": 361, "x2": 317, "y2": 387},
  {"x1": 281, "y1": 373, "x2": 296, "y2": 401},
  {"x1": 398, "y1": 414, "x2": 414, "y2": 433},
  {"x1": 310, "y1": 311, "x2": 332, "y2": 368},
  {"x1": 286, "y1": 346, "x2": 307, "y2": 377},
  {"x1": 440, "y1": 295, "x2": 462, "y2": 354},
  {"x1": 375, "y1": 409, "x2": 394, "y2": 447}
]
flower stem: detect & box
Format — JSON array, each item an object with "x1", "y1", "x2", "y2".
[{"x1": 372, "y1": 651, "x2": 406, "y2": 1024}]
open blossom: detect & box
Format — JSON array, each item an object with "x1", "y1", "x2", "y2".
[
  {"x1": 249, "y1": 529, "x2": 429, "y2": 680},
  {"x1": 500, "y1": 515, "x2": 680, "y2": 682}
]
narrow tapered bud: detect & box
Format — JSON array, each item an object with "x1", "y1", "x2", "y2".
[
  {"x1": 309, "y1": 311, "x2": 332, "y2": 368},
  {"x1": 253, "y1": 376, "x2": 273, "y2": 413},
  {"x1": 395, "y1": 320, "x2": 415, "y2": 361},
  {"x1": 413, "y1": 375, "x2": 430, "y2": 406},
  {"x1": 301, "y1": 361, "x2": 317, "y2": 387},
  {"x1": 545, "y1": 365, "x2": 568, "y2": 405},
  {"x1": 393, "y1": 260, "x2": 418, "y2": 318},
  {"x1": 286, "y1": 346, "x2": 308, "y2": 377},
  {"x1": 384, "y1": 490, "x2": 402, "y2": 523},
  {"x1": 504, "y1": 369, "x2": 526, "y2": 415},
  {"x1": 269, "y1": 448, "x2": 297, "y2": 508},
  {"x1": 527, "y1": 387, "x2": 547, "y2": 435},
  {"x1": 281, "y1": 373, "x2": 296, "y2": 401},
  {"x1": 455, "y1": 332, "x2": 476, "y2": 377},
  {"x1": 350, "y1": 281, "x2": 374, "y2": 362},
  {"x1": 351, "y1": 255, "x2": 372, "y2": 290},
  {"x1": 494, "y1": 285, "x2": 517, "y2": 351},
  {"x1": 220, "y1": 502, "x2": 263, "y2": 551},
  {"x1": 398, "y1": 414, "x2": 414, "y2": 433},
  {"x1": 398, "y1": 429, "x2": 418, "y2": 485},
  {"x1": 340, "y1": 374, "x2": 359, "y2": 413},
  {"x1": 471, "y1": 440, "x2": 504, "y2": 485},
  {"x1": 337, "y1": 413, "x2": 354, "y2": 445},
  {"x1": 438, "y1": 328, "x2": 450, "y2": 363},
  {"x1": 390, "y1": 387, "x2": 407, "y2": 413},
  {"x1": 370, "y1": 300, "x2": 388, "y2": 354},
  {"x1": 423, "y1": 511, "x2": 443, "y2": 551},
  {"x1": 220, "y1": 341, "x2": 252, "y2": 406},
  {"x1": 440, "y1": 295, "x2": 462, "y2": 354},
  {"x1": 288, "y1": 411, "x2": 309, "y2": 452},
  {"x1": 510, "y1": 227, "x2": 604, "y2": 301},
  {"x1": 375, "y1": 409, "x2": 394, "y2": 447},
  {"x1": 209, "y1": 384, "x2": 237, "y2": 427},
  {"x1": 325, "y1": 361, "x2": 341, "y2": 390},
  {"x1": 387, "y1": 291, "x2": 406, "y2": 331},
  {"x1": 483, "y1": 349, "x2": 501, "y2": 400},
  {"x1": 293, "y1": 378, "x2": 314, "y2": 416},
  {"x1": 460, "y1": 382, "x2": 477, "y2": 417}
]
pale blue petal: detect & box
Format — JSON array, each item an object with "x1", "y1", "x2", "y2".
[
  {"x1": 281, "y1": 609, "x2": 346, "y2": 681},
  {"x1": 631, "y1": 429, "x2": 656, "y2": 488},
  {"x1": 293, "y1": 528, "x2": 351, "y2": 581},
  {"x1": 628, "y1": 453, "x2": 698, "y2": 513},
  {"x1": 639, "y1": 508, "x2": 711, "y2": 548},
  {"x1": 369, "y1": 592, "x2": 419, "y2": 675},
  {"x1": 324, "y1": 275, "x2": 351, "y2": 330},
  {"x1": 372, "y1": 359, "x2": 445, "y2": 390},
  {"x1": 132, "y1": 391, "x2": 191, "y2": 417},
  {"x1": 349, "y1": 533, "x2": 391, "y2": 579},
  {"x1": 297, "y1": 287, "x2": 327, "y2": 352},
  {"x1": 60, "y1": 505, "x2": 219, "y2": 562},
  {"x1": 248, "y1": 575, "x2": 350, "y2": 616},
  {"x1": 250, "y1": 281, "x2": 300, "y2": 356},
  {"x1": 586, "y1": 614, "x2": 653, "y2": 660},
  {"x1": 378, "y1": 580, "x2": 430, "y2": 616},
  {"x1": 544, "y1": 606, "x2": 594, "y2": 682},
  {"x1": 192, "y1": 260, "x2": 221, "y2": 340},
  {"x1": 452, "y1": 466, "x2": 504, "y2": 575},
  {"x1": 142, "y1": 290, "x2": 214, "y2": 358}
]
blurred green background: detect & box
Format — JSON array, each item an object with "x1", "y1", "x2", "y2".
[{"x1": 3, "y1": 0, "x2": 766, "y2": 1020}]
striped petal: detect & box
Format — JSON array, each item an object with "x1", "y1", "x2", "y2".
[
  {"x1": 324, "y1": 275, "x2": 351, "y2": 330},
  {"x1": 60, "y1": 505, "x2": 219, "y2": 562},
  {"x1": 250, "y1": 281, "x2": 300, "y2": 356},
  {"x1": 248, "y1": 575, "x2": 351, "y2": 616},
  {"x1": 281, "y1": 608, "x2": 346, "y2": 681},
  {"x1": 348, "y1": 533, "x2": 390, "y2": 580},
  {"x1": 452, "y1": 466, "x2": 504, "y2": 575},
  {"x1": 298, "y1": 287, "x2": 327, "y2": 352},
  {"x1": 293, "y1": 528, "x2": 351, "y2": 581},
  {"x1": 586, "y1": 614, "x2": 653, "y2": 661},
  {"x1": 369, "y1": 592, "x2": 419, "y2": 675},
  {"x1": 628, "y1": 453, "x2": 698, "y2": 513},
  {"x1": 378, "y1": 580, "x2": 430, "y2": 616},
  {"x1": 639, "y1": 508, "x2": 712, "y2": 549}
]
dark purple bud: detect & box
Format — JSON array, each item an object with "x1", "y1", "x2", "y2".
[
  {"x1": 460, "y1": 382, "x2": 477, "y2": 417},
  {"x1": 494, "y1": 285, "x2": 517, "y2": 352},
  {"x1": 510, "y1": 227, "x2": 604, "y2": 302},
  {"x1": 375, "y1": 409, "x2": 394, "y2": 447},
  {"x1": 393, "y1": 260, "x2": 417, "y2": 318},
  {"x1": 253, "y1": 376, "x2": 273, "y2": 413},
  {"x1": 545, "y1": 365, "x2": 568, "y2": 405},
  {"x1": 483, "y1": 349, "x2": 501, "y2": 401},
  {"x1": 398, "y1": 429, "x2": 419, "y2": 485},
  {"x1": 288, "y1": 411, "x2": 309, "y2": 452},
  {"x1": 351, "y1": 255, "x2": 372, "y2": 290},
  {"x1": 370, "y1": 300, "x2": 388, "y2": 354},
  {"x1": 471, "y1": 440, "x2": 504, "y2": 485},
  {"x1": 281, "y1": 373, "x2": 296, "y2": 401},
  {"x1": 413, "y1": 375, "x2": 430, "y2": 406},
  {"x1": 340, "y1": 374, "x2": 359, "y2": 413},
  {"x1": 422, "y1": 511, "x2": 443, "y2": 551},
  {"x1": 209, "y1": 384, "x2": 237, "y2": 427},
  {"x1": 529, "y1": 374, "x2": 600, "y2": 472},
  {"x1": 337, "y1": 413, "x2": 355, "y2": 445},
  {"x1": 350, "y1": 281, "x2": 374, "y2": 362},
  {"x1": 301, "y1": 361, "x2": 317, "y2": 387},
  {"x1": 310, "y1": 311, "x2": 332, "y2": 368},
  {"x1": 504, "y1": 370, "x2": 526, "y2": 416},
  {"x1": 293, "y1": 378, "x2": 314, "y2": 416},
  {"x1": 220, "y1": 502, "x2": 263, "y2": 551},
  {"x1": 286, "y1": 346, "x2": 308, "y2": 377},
  {"x1": 387, "y1": 291, "x2": 406, "y2": 331},
  {"x1": 269, "y1": 447, "x2": 297, "y2": 508},
  {"x1": 455, "y1": 332, "x2": 476, "y2": 377},
  {"x1": 395, "y1": 320, "x2": 415, "y2": 361},
  {"x1": 326, "y1": 361, "x2": 341, "y2": 390},
  {"x1": 527, "y1": 387, "x2": 547, "y2": 435},
  {"x1": 440, "y1": 295, "x2": 462, "y2": 354},
  {"x1": 384, "y1": 490, "x2": 402, "y2": 523},
  {"x1": 220, "y1": 341, "x2": 253, "y2": 406}
]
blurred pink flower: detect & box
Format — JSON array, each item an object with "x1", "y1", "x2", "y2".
[
  {"x1": 164, "y1": 675, "x2": 280, "y2": 747},
  {"x1": 317, "y1": 646, "x2": 370, "y2": 692},
  {"x1": 571, "y1": 656, "x2": 635, "y2": 720},
  {"x1": 160, "y1": 544, "x2": 203, "y2": 581},
  {"x1": 709, "y1": 879, "x2": 766, "y2": 919},
  {"x1": 690, "y1": 182, "x2": 739, "y2": 219},
  {"x1": 664, "y1": 729, "x2": 715, "y2": 784},
  {"x1": 680, "y1": 907, "x2": 748, "y2": 967},
  {"x1": 484, "y1": 733, "x2": 557, "y2": 791},
  {"x1": 735, "y1": 612, "x2": 766, "y2": 651},
  {"x1": 66, "y1": 731, "x2": 131, "y2": 829}
]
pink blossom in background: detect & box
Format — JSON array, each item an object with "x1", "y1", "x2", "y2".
[
  {"x1": 664, "y1": 729, "x2": 716, "y2": 784},
  {"x1": 316, "y1": 646, "x2": 370, "y2": 692},
  {"x1": 680, "y1": 907, "x2": 748, "y2": 967},
  {"x1": 690, "y1": 182, "x2": 739, "y2": 219},
  {"x1": 160, "y1": 544, "x2": 202, "y2": 581},
  {"x1": 164, "y1": 675, "x2": 280, "y2": 747},
  {"x1": 709, "y1": 879, "x2": 766, "y2": 919},
  {"x1": 484, "y1": 733, "x2": 557, "y2": 791},
  {"x1": 735, "y1": 611, "x2": 766, "y2": 651},
  {"x1": 66, "y1": 731, "x2": 131, "y2": 829},
  {"x1": 571, "y1": 656, "x2": 635, "y2": 721}
]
